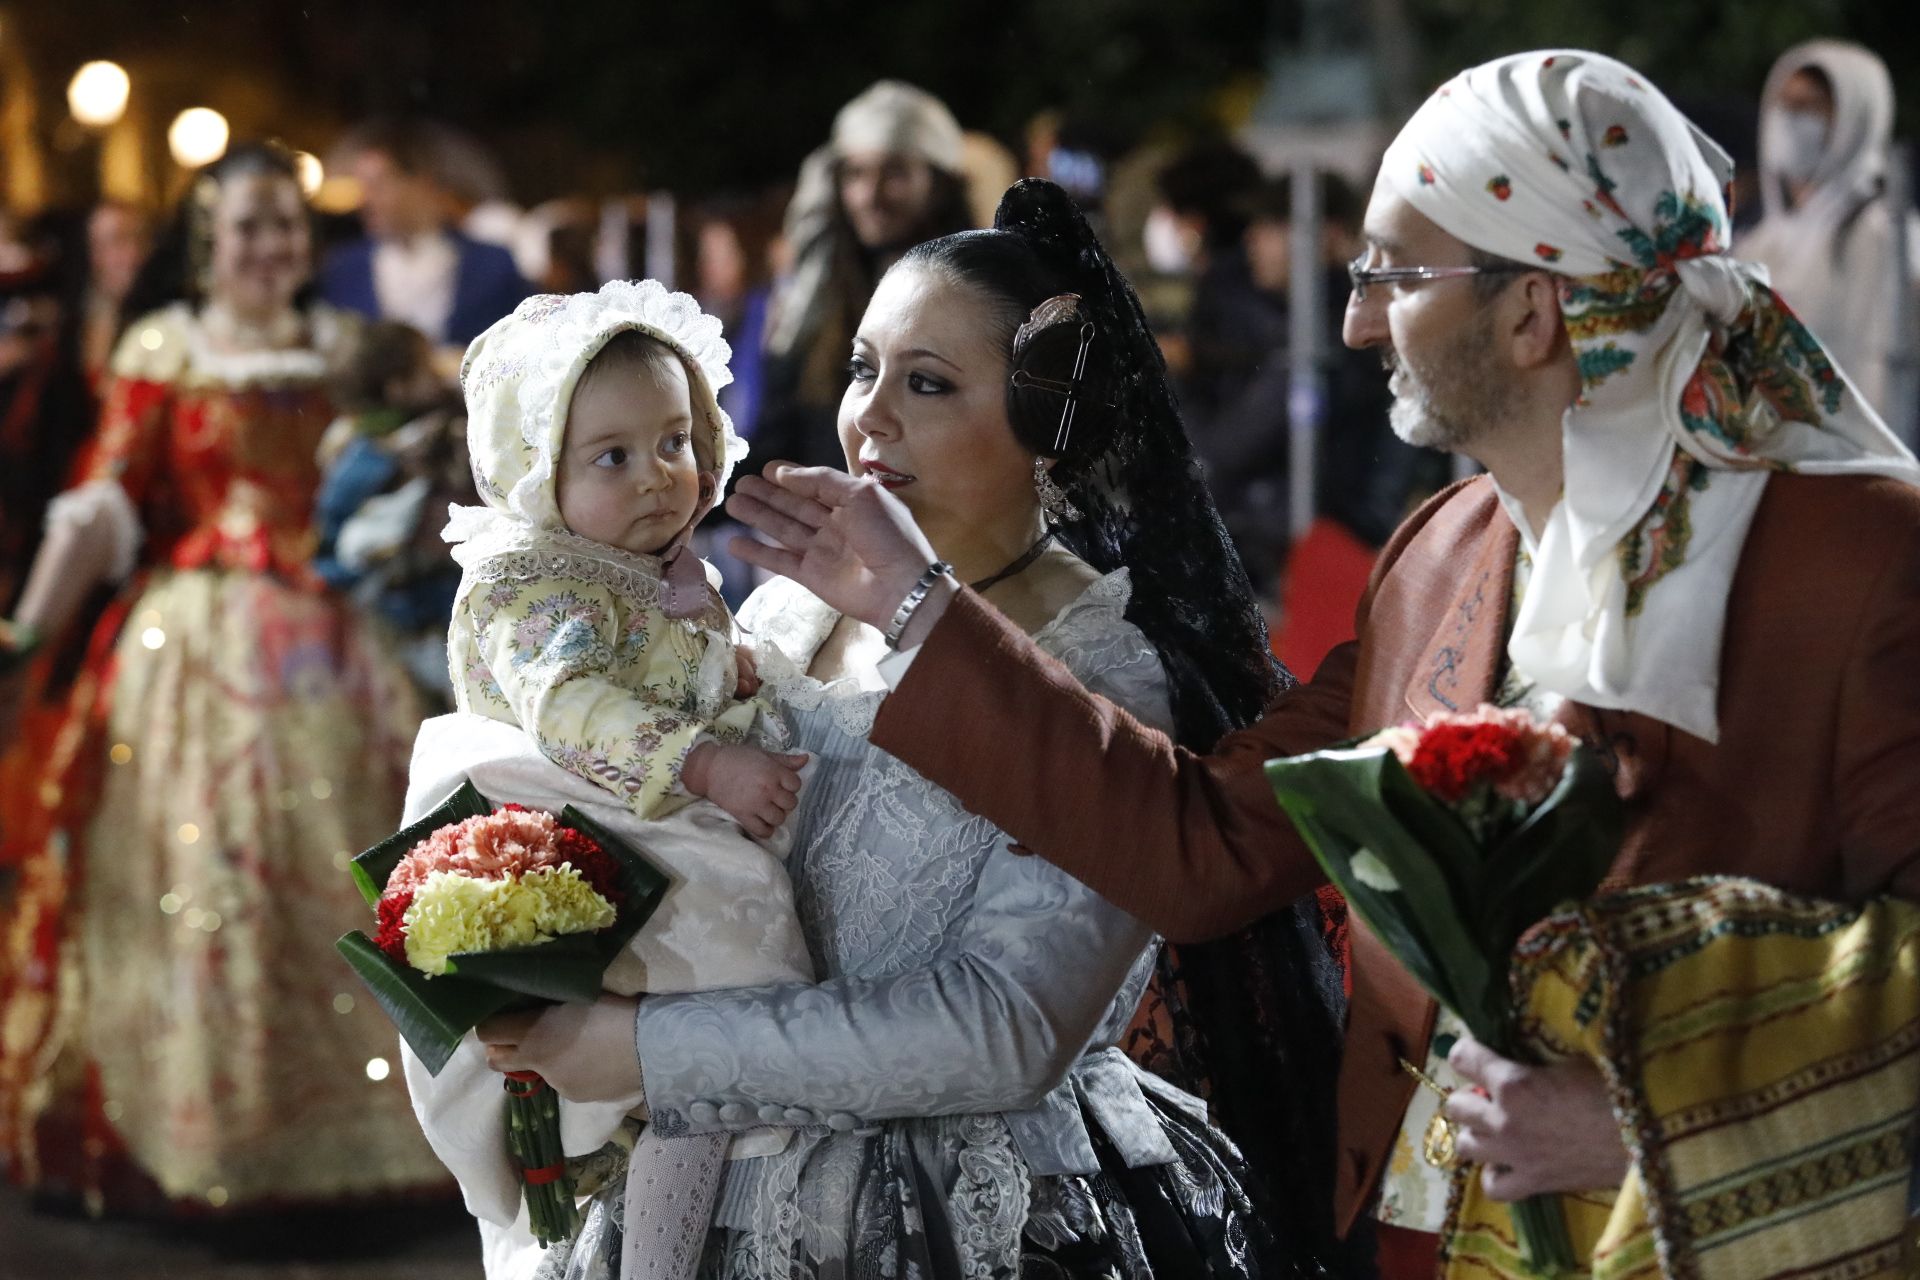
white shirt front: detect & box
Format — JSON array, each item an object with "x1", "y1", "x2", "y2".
[{"x1": 372, "y1": 231, "x2": 459, "y2": 343}]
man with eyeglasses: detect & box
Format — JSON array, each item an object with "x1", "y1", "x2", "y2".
[{"x1": 728, "y1": 50, "x2": 1920, "y2": 1277}]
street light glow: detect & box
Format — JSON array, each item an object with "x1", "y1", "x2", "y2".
[
  {"x1": 168, "y1": 107, "x2": 230, "y2": 168},
  {"x1": 68, "y1": 61, "x2": 131, "y2": 127},
  {"x1": 293, "y1": 150, "x2": 324, "y2": 197}
]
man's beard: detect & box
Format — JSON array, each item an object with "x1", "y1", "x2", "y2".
[{"x1": 1385, "y1": 314, "x2": 1512, "y2": 451}]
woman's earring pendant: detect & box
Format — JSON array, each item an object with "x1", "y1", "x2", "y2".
[{"x1": 1033, "y1": 457, "x2": 1081, "y2": 526}]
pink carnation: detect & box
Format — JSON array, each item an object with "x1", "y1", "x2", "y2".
[
  {"x1": 1489, "y1": 716, "x2": 1574, "y2": 806},
  {"x1": 386, "y1": 805, "x2": 574, "y2": 895}
]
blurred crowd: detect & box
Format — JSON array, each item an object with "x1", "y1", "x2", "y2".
[{"x1": 8, "y1": 49, "x2": 1915, "y2": 659}]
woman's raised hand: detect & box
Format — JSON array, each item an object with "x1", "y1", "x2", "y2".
[{"x1": 727, "y1": 463, "x2": 953, "y2": 643}]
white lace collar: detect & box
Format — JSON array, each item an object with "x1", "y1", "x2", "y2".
[{"x1": 179, "y1": 302, "x2": 341, "y2": 386}]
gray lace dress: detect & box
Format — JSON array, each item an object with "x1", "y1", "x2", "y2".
[{"x1": 544, "y1": 571, "x2": 1272, "y2": 1279}]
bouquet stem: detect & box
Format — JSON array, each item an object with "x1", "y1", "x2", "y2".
[
  {"x1": 504, "y1": 1071, "x2": 579, "y2": 1246},
  {"x1": 1511, "y1": 1191, "x2": 1577, "y2": 1276}
]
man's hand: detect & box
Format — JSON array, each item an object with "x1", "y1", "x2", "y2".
[
  {"x1": 682, "y1": 741, "x2": 807, "y2": 839},
  {"x1": 475, "y1": 993, "x2": 647, "y2": 1107},
  {"x1": 727, "y1": 464, "x2": 952, "y2": 644},
  {"x1": 1444, "y1": 1034, "x2": 1630, "y2": 1200}
]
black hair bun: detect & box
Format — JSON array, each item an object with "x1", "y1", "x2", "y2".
[{"x1": 993, "y1": 178, "x2": 1112, "y2": 290}]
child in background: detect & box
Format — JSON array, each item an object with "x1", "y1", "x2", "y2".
[{"x1": 315, "y1": 319, "x2": 471, "y2": 698}]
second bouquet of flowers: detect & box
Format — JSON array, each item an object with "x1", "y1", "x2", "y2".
[
  {"x1": 337, "y1": 780, "x2": 668, "y2": 1244},
  {"x1": 1265, "y1": 705, "x2": 1624, "y2": 1276}
]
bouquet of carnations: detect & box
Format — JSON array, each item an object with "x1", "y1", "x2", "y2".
[
  {"x1": 337, "y1": 781, "x2": 667, "y2": 1245},
  {"x1": 1265, "y1": 705, "x2": 1624, "y2": 1276}
]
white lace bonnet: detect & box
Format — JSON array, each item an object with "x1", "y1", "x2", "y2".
[{"x1": 455, "y1": 279, "x2": 748, "y2": 535}]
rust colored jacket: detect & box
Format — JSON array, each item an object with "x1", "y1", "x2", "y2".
[{"x1": 870, "y1": 472, "x2": 1920, "y2": 1237}]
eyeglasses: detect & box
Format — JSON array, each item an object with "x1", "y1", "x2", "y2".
[{"x1": 1346, "y1": 254, "x2": 1535, "y2": 301}]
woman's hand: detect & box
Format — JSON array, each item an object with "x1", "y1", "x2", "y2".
[
  {"x1": 727, "y1": 463, "x2": 955, "y2": 646},
  {"x1": 475, "y1": 993, "x2": 648, "y2": 1107},
  {"x1": 1443, "y1": 1034, "x2": 1630, "y2": 1199}
]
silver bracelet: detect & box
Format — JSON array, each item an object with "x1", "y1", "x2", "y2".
[{"x1": 883, "y1": 561, "x2": 953, "y2": 650}]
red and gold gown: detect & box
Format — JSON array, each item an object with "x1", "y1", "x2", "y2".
[{"x1": 0, "y1": 303, "x2": 448, "y2": 1214}]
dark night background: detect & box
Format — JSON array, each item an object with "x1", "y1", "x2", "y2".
[{"x1": 6, "y1": 0, "x2": 1916, "y2": 206}]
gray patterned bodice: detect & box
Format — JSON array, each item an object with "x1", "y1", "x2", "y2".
[{"x1": 635, "y1": 571, "x2": 1175, "y2": 1150}]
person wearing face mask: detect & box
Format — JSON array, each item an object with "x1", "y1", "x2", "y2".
[
  {"x1": 0, "y1": 144, "x2": 448, "y2": 1218},
  {"x1": 753, "y1": 81, "x2": 978, "y2": 476},
  {"x1": 1739, "y1": 40, "x2": 1920, "y2": 424}
]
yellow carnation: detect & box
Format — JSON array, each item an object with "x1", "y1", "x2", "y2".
[
  {"x1": 402, "y1": 866, "x2": 616, "y2": 975},
  {"x1": 520, "y1": 865, "x2": 619, "y2": 937}
]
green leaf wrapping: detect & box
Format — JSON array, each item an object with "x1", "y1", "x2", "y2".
[
  {"x1": 334, "y1": 779, "x2": 672, "y2": 1075},
  {"x1": 1265, "y1": 742, "x2": 1619, "y2": 1051},
  {"x1": 1268, "y1": 747, "x2": 1496, "y2": 1035},
  {"x1": 1267, "y1": 740, "x2": 1617, "y2": 1275},
  {"x1": 337, "y1": 931, "x2": 524, "y2": 1073}
]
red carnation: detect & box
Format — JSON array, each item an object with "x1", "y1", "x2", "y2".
[
  {"x1": 555, "y1": 827, "x2": 625, "y2": 907},
  {"x1": 375, "y1": 887, "x2": 415, "y2": 962},
  {"x1": 1406, "y1": 719, "x2": 1527, "y2": 803}
]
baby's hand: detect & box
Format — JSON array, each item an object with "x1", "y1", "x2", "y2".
[
  {"x1": 734, "y1": 644, "x2": 761, "y2": 699},
  {"x1": 683, "y1": 742, "x2": 807, "y2": 839}
]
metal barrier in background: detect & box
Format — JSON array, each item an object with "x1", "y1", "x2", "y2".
[{"x1": 1286, "y1": 159, "x2": 1326, "y2": 538}]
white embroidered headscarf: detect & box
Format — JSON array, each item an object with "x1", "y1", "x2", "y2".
[
  {"x1": 446, "y1": 280, "x2": 747, "y2": 613},
  {"x1": 1382, "y1": 49, "x2": 1920, "y2": 741}
]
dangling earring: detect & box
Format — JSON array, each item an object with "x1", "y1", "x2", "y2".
[{"x1": 1033, "y1": 457, "x2": 1081, "y2": 526}]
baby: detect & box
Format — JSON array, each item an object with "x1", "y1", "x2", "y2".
[
  {"x1": 445, "y1": 285, "x2": 804, "y2": 834},
  {"x1": 407, "y1": 282, "x2": 813, "y2": 1280}
]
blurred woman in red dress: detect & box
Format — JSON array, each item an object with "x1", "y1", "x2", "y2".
[{"x1": 0, "y1": 144, "x2": 445, "y2": 1216}]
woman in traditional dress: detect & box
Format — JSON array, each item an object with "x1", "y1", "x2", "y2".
[
  {"x1": 0, "y1": 143, "x2": 447, "y2": 1215},
  {"x1": 480, "y1": 179, "x2": 1345, "y2": 1279}
]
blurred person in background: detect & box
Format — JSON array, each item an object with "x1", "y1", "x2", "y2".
[
  {"x1": 321, "y1": 117, "x2": 532, "y2": 349},
  {"x1": 1740, "y1": 40, "x2": 1920, "y2": 423},
  {"x1": 0, "y1": 143, "x2": 446, "y2": 1219},
  {"x1": 430, "y1": 123, "x2": 524, "y2": 253},
  {"x1": 78, "y1": 201, "x2": 154, "y2": 390},
  {"x1": 0, "y1": 253, "x2": 92, "y2": 615},
  {"x1": 1144, "y1": 138, "x2": 1262, "y2": 397},
  {"x1": 314, "y1": 318, "x2": 472, "y2": 703},
  {"x1": 757, "y1": 80, "x2": 976, "y2": 472},
  {"x1": 514, "y1": 195, "x2": 603, "y2": 295},
  {"x1": 690, "y1": 199, "x2": 777, "y2": 610},
  {"x1": 1242, "y1": 173, "x2": 1451, "y2": 677}
]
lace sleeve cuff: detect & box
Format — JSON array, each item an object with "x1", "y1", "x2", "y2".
[{"x1": 45, "y1": 479, "x2": 142, "y2": 583}]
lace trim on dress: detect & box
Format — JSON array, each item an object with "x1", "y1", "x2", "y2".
[
  {"x1": 447, "y1": 510, "x2": 733, "y2": 635},
  {"x1": 951, "y1": 1114, "x2": 1031, "y2": 1279}
]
